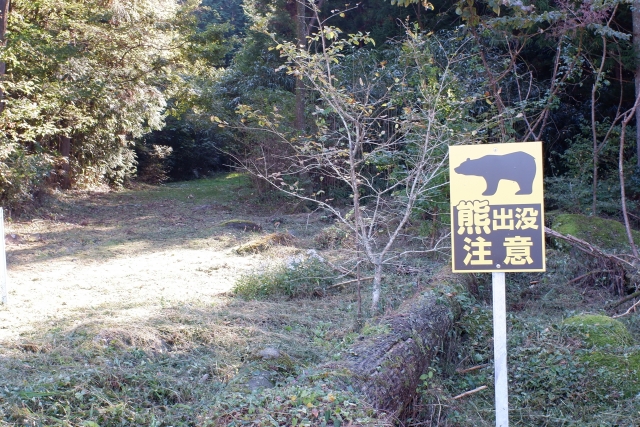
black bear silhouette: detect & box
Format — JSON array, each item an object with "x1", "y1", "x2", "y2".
[{"x1": 454, "y1": 151, "x2": 536, "y2": 196}]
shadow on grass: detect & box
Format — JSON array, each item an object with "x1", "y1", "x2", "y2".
[{"x1": 5, "y1": 173, "x2": 290, "y2": 267}]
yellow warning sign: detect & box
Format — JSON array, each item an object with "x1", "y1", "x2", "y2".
[{"x1": 449, "y1": 142, "x2": 546, "y2": 273}]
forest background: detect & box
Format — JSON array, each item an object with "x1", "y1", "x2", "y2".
[{"x1": 4, "y1": 0, "x2": 640, "y2": 224}]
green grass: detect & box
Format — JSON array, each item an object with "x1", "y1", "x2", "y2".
[
  {"x1": 124, "y1": 172, "x2": 253, "y2": 204},
  {"x1": 9, "y1": 173, "x2": 640, "y2": 426},
  {"x1": 431, "y1": 272, "x2": 640, "y2": 427}
]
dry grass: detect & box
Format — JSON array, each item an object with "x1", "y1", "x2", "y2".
[
  {"x1": 234, "y1": 232, "x2": 296, "y2": 255},
  {"x1": 0, "y1": 173, "x2": 393, "y2": 426},
  {"x1": 0, "y1": 174, "x2": 330, "y2": 342},
  {"x1": 0, "y1": 292, "x2": 378, "y2": 425}
]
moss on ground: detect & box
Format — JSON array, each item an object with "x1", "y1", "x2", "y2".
[
  {"x1": 562, "y1": 314, "x2": 635, "y2": 348},
  {"x1": 559, "y1": 314, "x2": 640, "y2": 398},
  {"x1": 552, "y1": 214, "x2": 640, "y2": 252},
  {"x1": 581, "y1": 351, "x2": 640, "y2": 397}
]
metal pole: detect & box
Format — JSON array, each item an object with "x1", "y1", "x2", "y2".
[{"x1": 492, "y1": 272, "x2": 508, "y2": 426}]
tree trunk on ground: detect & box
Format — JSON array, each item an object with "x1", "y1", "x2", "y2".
[{"x1": 326, "y1": 287, "x2": 459, "y2": 416}]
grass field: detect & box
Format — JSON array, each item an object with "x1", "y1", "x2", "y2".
[
  {"x1": 0, "y1": 174, "x2": 388, "y2": 426},
  {"x1": 2, "y1": 174, "x2": 640, "y2": 426}
]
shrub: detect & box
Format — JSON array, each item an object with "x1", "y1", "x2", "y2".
[
  {"x1": 314, "y1": 225, "x2": 352, "y2": 250},
  {"x1": 0, "y1": 145, "x2": 54, "y2": 214},
  {"x1": 233, "y1": 256, "x2": 335, "y2": 299}
]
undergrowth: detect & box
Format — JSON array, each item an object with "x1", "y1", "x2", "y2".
[
  {"x1": 409, "y1": 256, "x2": 640, "y2": 427},
  {"x1": 233, "y1": 257, "x2": 336, "y2": 299},
  {"x1": 0, "y1": 297, "x2": 385, "y2": 426}
]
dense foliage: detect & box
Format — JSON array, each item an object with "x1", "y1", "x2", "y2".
[
  {"x1": 0, "y1": 0, "x2": 233, "y2": 210},
  {"x1": 2, "y1": 0, "x2": 640, "y2": 223}
]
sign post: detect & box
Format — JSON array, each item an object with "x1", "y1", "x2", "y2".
[
  {"x1": 492, "y1": 271, "x2": 508, "y2": 426},
  {"x1": 449, "y1": 142, "x2": 546, "y2": 427}
]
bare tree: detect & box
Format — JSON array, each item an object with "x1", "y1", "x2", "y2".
[{"x1": 223, "y1": 2, "x2": 479, "y2": 310}]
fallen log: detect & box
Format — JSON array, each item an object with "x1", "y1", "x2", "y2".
[
  {"x1": 324, "y1": 280, "x2": 461, "y2": 417},
  {"x1": 544, "y1": 226, "x2": 636, "y2": 268},
  {"x1": 545, "y1": 226, "x2": 634, "y2": 295}
]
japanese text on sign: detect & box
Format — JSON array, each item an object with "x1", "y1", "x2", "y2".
[{"x1": 449, "y1": 142, "x2": 546, "y2": 273}]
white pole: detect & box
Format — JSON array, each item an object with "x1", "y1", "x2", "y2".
[
  {"x1": 492, "y1": 272, "x2": 508, "y2": 427},
  {"x1": 0, "y1": 208, "x2": 6, "y2": 305}
]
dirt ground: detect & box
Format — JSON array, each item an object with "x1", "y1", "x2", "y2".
[{"x1": 0, "y1": 175, "x2": 317, "y2": 342}]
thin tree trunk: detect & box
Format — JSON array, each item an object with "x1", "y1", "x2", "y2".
[
  {"x1": 356, "y1": 244, "x2": 363, "y2": 329},
  {"x1": 294, "y1": 0, "x2": 306, "y2": 131},
  {"x1": 59, "y1": 135, "x2": 72, "y2": 189},
  {"x1": 0, "y1": 0, "x2": 10, "y2": 115},
  {"x1": 371, "y1": 262, "x2": 383, "y2": 312},
  {"x1": 633, "y1": 0, "x2": 640, "y2": 167},
  {"x1": 592, "y1": 36, "x2": 607, "y2": 215},
  {"x1": 619, "y1": 119, "x2": 639, "y2": 258}
]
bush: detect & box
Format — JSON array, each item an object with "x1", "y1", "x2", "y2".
[
  {"x1": 0, "y1": 145, "x2": 54, "y2": 214},
  {"x1": 314, "y1": 225, "x2": 352, "y2": 250},
  {"x1": 233, "y1": 256, "x2": 335, "y2": 299}
]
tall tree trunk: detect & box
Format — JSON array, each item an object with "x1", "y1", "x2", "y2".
[
  {"x1": 0, "y1": 0, "x2": 10, "y2": 115},
  {"x1": 619, "y1": 124, "x2": 638, "y2": 258},
  {"x1": 293, "y1": 1, "x2": 312, "y2": 194},
  {"x1": 633, "y1": 1, "x2": 640, "y2": 167},
  {"x1": 294, "y1": 0, "x2": 306, "y2": 131}
]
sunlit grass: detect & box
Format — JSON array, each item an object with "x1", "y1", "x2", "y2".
[{"x1": 128, "y1": 172, "x2": 253, "y2": 204}]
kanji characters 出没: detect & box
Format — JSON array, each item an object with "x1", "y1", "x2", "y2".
[{"x1": 456, "y1": 201, "x2": 539, "y2": 235}]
